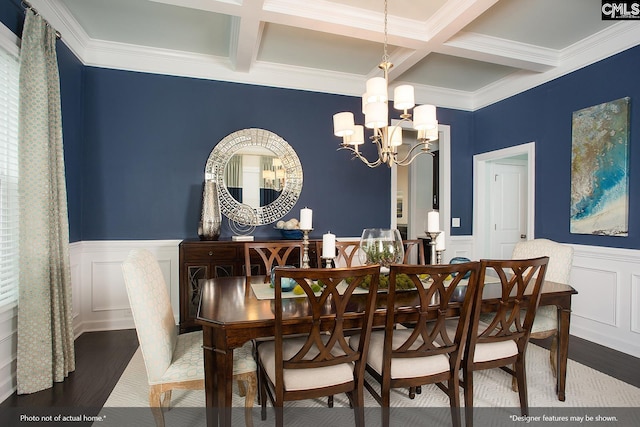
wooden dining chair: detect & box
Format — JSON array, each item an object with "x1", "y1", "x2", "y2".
[
  {"x1": 257, "y1": 265, "x2": 380, "y2": 427},
  {"x1": 244, "y1": 241, "x2": 303, "y2": 281},
  {"x1": 352, "y1": 262, "x2": 479, "y2": 427},
  {"x1": 462, "y1": 256, "x2": 549, "y2": 427},
  {"x1": 402, "y1": 239, "x2": 426, "y2": 264},
  {"x1": 315, "y1": 240, "x2": 362, "y2": 268},
  {"x1": 122, "y1": 249, "x2": 257, "y2": 427}
]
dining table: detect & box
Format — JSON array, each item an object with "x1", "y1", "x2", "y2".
[{"x1": 196, "y1": 274, "x2": 578, "y2": 427}]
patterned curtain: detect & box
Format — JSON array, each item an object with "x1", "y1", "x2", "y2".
[{"x1": 16, "y1": 9, "x2": 75, "y2": 394}]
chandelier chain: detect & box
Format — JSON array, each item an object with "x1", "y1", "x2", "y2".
[
  {"x1": 331, "y1": 0, "x2": 438, "y2": 168},
  {"x1": 382, "y1": 0, "x2": 389, "y2": 64}
]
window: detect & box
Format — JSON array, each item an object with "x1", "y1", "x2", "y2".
[{"x1": 0, "y1": 45, "x2": 19, "y2": 309}]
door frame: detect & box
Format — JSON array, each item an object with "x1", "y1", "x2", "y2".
[{"x1": 473, "y1": 142, "x2": 536, "y2": 259}]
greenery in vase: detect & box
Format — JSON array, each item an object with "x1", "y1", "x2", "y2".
[
  {"x1": 362, "y1": 240, "x2": 403, "y2": 267},
  {"x1": 346, "y1": 273, "x2": 416, "y2": 290}
]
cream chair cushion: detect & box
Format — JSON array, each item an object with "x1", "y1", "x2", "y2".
[
  {"x1": 259, "y1": 336, "x2": 353, "y2": 391},
  {"x1": 350, "y1": 330, "x2": 449, "y2": 379}
]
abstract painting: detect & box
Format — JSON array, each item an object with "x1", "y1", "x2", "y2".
[{"x1": 570, "y1": 97, "x2": 630, "y2": 236}]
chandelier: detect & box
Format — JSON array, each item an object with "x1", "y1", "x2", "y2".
[{"x1": 332, "y1": 0, "x2": 438, "y2": 168}]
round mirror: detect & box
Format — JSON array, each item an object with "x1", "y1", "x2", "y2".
[{"x1": 205, "y1": 128, "x2": 303, "y2": 226}]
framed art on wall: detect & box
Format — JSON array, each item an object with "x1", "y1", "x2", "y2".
[{"x1": 570, "y1": 97, "x2": 630, "y2": 236}]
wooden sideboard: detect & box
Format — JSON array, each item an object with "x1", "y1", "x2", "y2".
[{"x1": 179, "y1": 239, "x2": 318, "y2": 332}]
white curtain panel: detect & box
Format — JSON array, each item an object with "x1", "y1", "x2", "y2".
[{"x1": 16, "y1": 8, "x2": 75, "y2": 394}]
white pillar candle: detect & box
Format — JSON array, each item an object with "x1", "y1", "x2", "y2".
[
  {"x1": 427, "y1": 210, "x2": 440, "y2": 232},
  {"x1": 322, "y1": 232, "x2": 336, "y2": 258},
  {"x1": 299, "y1": 207, "x2": 313, "y2": 230},
  {"x1": 435, "y1": 231, "x2": 446, "y2": 251}
]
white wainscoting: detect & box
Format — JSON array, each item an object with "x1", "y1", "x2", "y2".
[
  {"x1": 70, "y1": 240, "x2": 181, "y2": 336},
  {"x1": 66, "y1": 239, "x2": 640, "y2": 359},
  {"x1": 569, "y1": 244, "x2": 640, "y2": 357}
]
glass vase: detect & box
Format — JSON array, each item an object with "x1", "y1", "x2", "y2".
[{"x1": 358, "y1": 228, "x2": 404, "y2": 268}]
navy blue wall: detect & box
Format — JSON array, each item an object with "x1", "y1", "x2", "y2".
[
  {"x1": 57, "y1": 42, "x2": 84, "y2": 242},
  {"x1": 474, "y1": 46, "x2": 640, "y2": 249},
  {"x1": 80, "y1": 68, "x2": 396, "y2": 240}
]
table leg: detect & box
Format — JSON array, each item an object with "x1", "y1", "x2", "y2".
[
  {"x1": 202, "y1": 328, "x2": 219, "y2": 427},
  {"x1": 556, "y1": 306, "x2": 571, "y2": 401},
  {"x1": 215, "y1": 346, "x2": 235, "y2": 427}
]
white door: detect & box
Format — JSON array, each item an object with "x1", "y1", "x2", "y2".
[{"x1": 489, "y1": 161, "x2": 527, "y2": 258}]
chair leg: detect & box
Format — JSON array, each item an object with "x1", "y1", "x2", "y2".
[
  {"x1": 259, "y1": 366, "x2": 268, "y2": 421},
  {"x1": 463, "y1": 369, "x2": 474, "y2": 427},
  {"x1": 381, "y1": 386, "x2": 391, "y2": 427},
  {"x1": 448, "y1": 376, "x2": 462, "y2": 427},
  {"x1": 243, "y1": 373, "x2": 257, "y2": 427},
  {"x1": 550, "y1": 334, "x2": 558, "y2": 378},
  {"x1": 511, "y1": 364, "x2": 518, "y2": 392},
  {"x1": 149, "y1": 385, "x2": 166, "y2": 427},
  {"x1": 515, "y1": 357, "x2": 529, "y2": 416},
  {"x1": 275, "y1": 404, "x2": 284, "y2": 427},
  {"x1": 161, "y1": 390, "x2": 172, "y2": 409},
  {"x1": 238, "y1": 380, "x2": 247, "y2": 397},
  {"x1": 328, "y1": 395, "x2": 334, "y2": 407}
]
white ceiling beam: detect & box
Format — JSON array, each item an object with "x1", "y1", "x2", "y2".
[
  {"x1": 440, "y1": 32, "x2": 558, "y2": 72},
  {"x1": 386, "y1": 0, "x2": 500, "y2": 82},
  {"x1": 228, "y1": 0, "x2": 265, "y2": 72}
]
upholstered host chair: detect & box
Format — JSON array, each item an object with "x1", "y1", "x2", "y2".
[
  {"x1": 122, "y1": 249, "x2": 257, "y2": 427},
  {"x1": 257, "y1": 265, "x2": 380, "y2": 427},
  {"x1": 462, "y1": 257, "x2": 549, "y2": 427},
  {"x1": 352, "y1": 262, "x2": 480, "y2": 427},
  {"x1": 512, "y1": 238, "x2": 574, "y2": 379},
  {"x1": 244, "y1": 241, "x2": 304, "y2": 280}
]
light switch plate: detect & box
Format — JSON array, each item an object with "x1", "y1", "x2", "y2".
[{"x1": 452, "y1": 218, "x2": 461, "y2": 228}]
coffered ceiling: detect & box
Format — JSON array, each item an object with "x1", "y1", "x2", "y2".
[{"x1": 29, "y1": 0, "x2": 640, "y2": 110}]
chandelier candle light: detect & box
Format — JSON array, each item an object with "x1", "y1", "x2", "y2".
[
  {"x1": 299, "y1": 207, "x2": 313, "y2": 268},
  {"x1": 332, "y1": 0, "x2": 438, "y2": 168}
]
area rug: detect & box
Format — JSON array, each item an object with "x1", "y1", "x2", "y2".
[{"x1": 97, "y1": 344, "x2": 640, "y2": 427}]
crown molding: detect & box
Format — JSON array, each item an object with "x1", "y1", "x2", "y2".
[
  {"x1": 27, "y1": 1, "x2": 640, "y2": 112},
  {"x1": 471, "y1": 21, "x2": 640, "y2": 110}
]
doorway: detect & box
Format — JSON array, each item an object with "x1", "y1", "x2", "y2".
[
  {"x1": 391, "y1": 124, "x2": 451, "y2": 249},
  {"x1": 473, "y1": 142, "x2": 535, "y2": 259}
]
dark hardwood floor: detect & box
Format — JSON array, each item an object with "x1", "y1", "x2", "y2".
[
  {"x1": 1, "y1": 329, "x2": 139, "y2": 409},
  {"x1": 0, "y1": 329, "x2": 638, "y2": 412}
]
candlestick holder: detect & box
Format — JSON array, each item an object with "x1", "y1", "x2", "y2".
[
  {"x1": 301, "y1": 228, "x2": 313, "y2": 268},
  {"x1": 425, "y1": 231, "x2": 441, "y2": 265},
  {"x1": 321, "y1": 256, "x2": 335, "y2": 268},
  {"x1": 436, "y1": 249, "x2": 444, "y2": 265}
]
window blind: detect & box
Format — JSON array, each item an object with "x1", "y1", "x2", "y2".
[{"x1": 0, "y1": 46, "x2": 19, "y2": 309}]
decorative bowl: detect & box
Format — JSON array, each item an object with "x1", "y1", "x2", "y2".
[
  {"x1": 270, "y1": 265, "x2": 296, "y2": 291},
  {"x1": 278, "y1": 228, "x2": 303, "y2": 240},
  {"x1": 449, "y1": 256, "x2": 472, "y2": 279}
]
